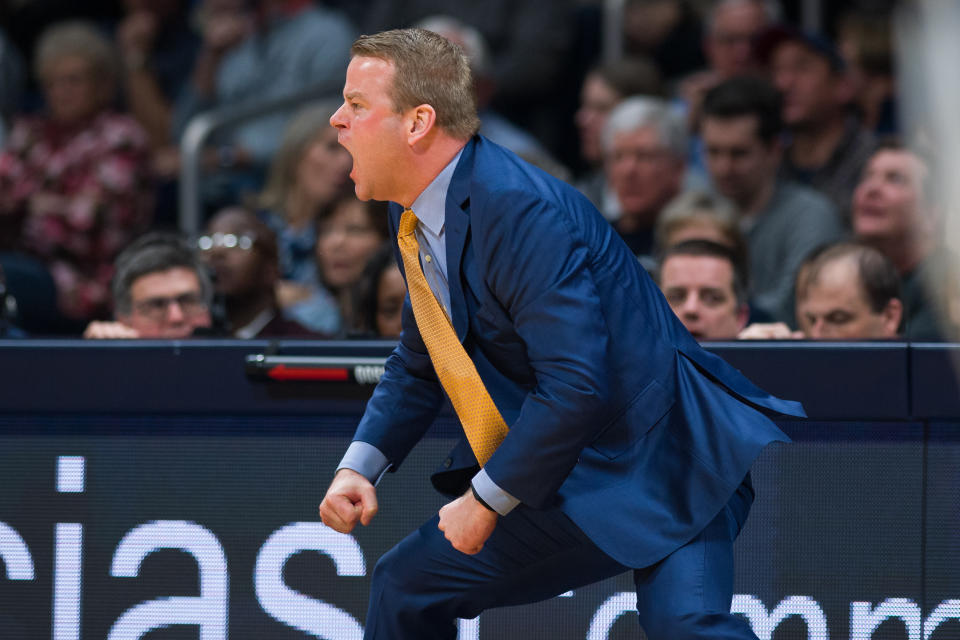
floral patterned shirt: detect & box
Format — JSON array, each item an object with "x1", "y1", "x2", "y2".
[{"x1": 0, "y1": 112, "x2": 153, "y2": 320}]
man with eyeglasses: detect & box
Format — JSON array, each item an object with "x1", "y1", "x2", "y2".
[
  {"x1": 200, "y1": 207, "x2": 321, "y2": 338},
  {"x1": 83, "y1": 233, "x2": 213, "y2": 339},
  {"x1": 603, "y1": 96, "x2": 687, "y2": 267}
]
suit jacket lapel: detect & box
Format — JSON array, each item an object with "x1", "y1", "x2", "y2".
[{"x1": 445, "y1": 138, "x2": 479, "y2": 342}]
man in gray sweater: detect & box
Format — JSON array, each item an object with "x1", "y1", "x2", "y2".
[{"x1": 702, "y1": 75, "x2": 844, "y2": 323}]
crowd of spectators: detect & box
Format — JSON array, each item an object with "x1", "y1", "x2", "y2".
[{"x1": 0, "y1": 0, "x2": 956, "y2": 343}]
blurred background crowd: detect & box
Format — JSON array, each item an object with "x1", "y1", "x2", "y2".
[{"x1": 0, "y1": 0, "x2": 957, "y2": 342}]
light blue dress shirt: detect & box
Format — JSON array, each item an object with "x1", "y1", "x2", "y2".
[{"x1": 336, "y1": 149, "x2": 520, "y2": 516}]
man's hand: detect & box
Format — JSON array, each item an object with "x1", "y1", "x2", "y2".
[
  {"x1": 318, "y1": 469, "x2": 378, "y2": 533},
  {"x1": 84, "y1": 321, "x2": 140, "y2": 339},
  {"x1": 738, "y1": 322, "x2": 804, "y2": 340},
  {"x1": 437, "y1": 489, "x2": 498, "y2": 554}
]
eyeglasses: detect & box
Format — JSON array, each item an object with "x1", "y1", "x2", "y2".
[
  {"x1": 197, "y1": 232, "x2": 255, "y2": 251},
  {"x1": 132, "y1": 293, "x2": 208, "y2": 320}
]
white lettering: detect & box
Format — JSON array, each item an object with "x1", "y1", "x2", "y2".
[
  {"x1": 353, "y1": 366, "x2": 385, "y2": 385},
  {"x1": 586, "y1": 591, "x2": 636, "y2": 640},
  {"x1": 924, "y1": 600, "x2": 960, "y2": 639},
  {"x1": 56, "y1": 457, "x2": 85, "y2": 493},
  {"x1": 457, "y1": 617, "x2": 479, "y2": 639},
  {"x1": 851, "y1": 598, "x2": 921, "y2": 640},
  {"x1": 732, "y1": 594, "x2": 829, "y2": 639},
  {"x1": 53, "y1": 523, "x2": 82, "y2": 640},
  {"x1": 0, "y1": 522, "x2": 34, "y2": 580},
  {"x1": 255, "y1": 522, "x2": 364, "y2": 639},
  {"x1": 108, "y1": 521, "x2": 227, "y2": 640}
]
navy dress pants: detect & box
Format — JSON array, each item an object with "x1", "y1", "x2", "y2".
[{"x1": 362, "y1": 480, "x2": 759, "y2": 640}]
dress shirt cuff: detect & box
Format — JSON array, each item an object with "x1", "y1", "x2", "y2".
[
  {"x1": 336, "y1": 441, "x2": 391, "y2": 486},
  {"x1": 471, "y1": 469, "x2": 520, "y2": 516}
]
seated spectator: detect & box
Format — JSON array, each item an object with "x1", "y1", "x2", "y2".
[
  {"x1": 758, "y1": 24, "x2": 877, "y2": 217},
  {"x1": 171, "y1": 0, "x2": 355, "y2": 202},
  {"x1": 256, "y1": 102, "x2": 353, "y2": 302},
  {"x1": 658, "y1": 239, "x2": 749, "y2": 340},
  {"x1": 0, "y1": 21, "x2": 153, "y2": 324},
  {"x1": 286, "y1": 196, "x2": 389, "y2": 335},
  {"x1": 574, "y1": 56, "x2": 663, "y2": 217},
  {"x1": 740, "y1": 242, "x2": 902, "y2": 340},
  {"x1": 201, "y1": 207, "x2": 322, "y2": 338},
  {"x1": 351, "y1": 243, "x2": 406, "y2": 339},
  {"x1": 655, "y1": 190, "x2": 778, "y2": 325},
  {"x1": 852, "y1": 142, "x2": 954, "y2": 340},
  {"x1": 603, "y1": 96, "x2": 687, "y2": 265},
  {"x1": 84, "y1": 233, "x2": 213, "y2": 339},
  {"x1": 701, "y1": 75, "x2": 844, "y2": 323},
  {"x1": 676, "y1": 0, "x2": 774, "y2": 174}
]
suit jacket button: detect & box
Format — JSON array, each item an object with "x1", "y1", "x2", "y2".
[{"x1": 443, "y1": 457, "x2": 452, "y2": 468}]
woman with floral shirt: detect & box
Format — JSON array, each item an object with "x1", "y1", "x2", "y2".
[{"x1": 0, "y1": 21, "x2": 152, "y2": 323}]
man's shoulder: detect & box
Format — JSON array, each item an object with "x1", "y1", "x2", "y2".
[{"x1": 467, "y1": 137, "x2": 587, "y2": 212}]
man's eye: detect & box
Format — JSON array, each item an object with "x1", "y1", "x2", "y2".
[
  {"x1": 826, "y1": 312, "x2": 853, "y2": 325},
  {"x1": 701, "y1": 291, "x2": 726, "y2": 306},
  {"x1": 664, "y1": 289, "x2": 686, "y2": 305}
]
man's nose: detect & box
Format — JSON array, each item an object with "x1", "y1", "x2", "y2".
[
  {"x1": 712, "y1": 155, "x2": 733, "y2": 177},
  {"x1": 330, "y1": 104, "x2": 347, "y2": 129},
  {"x1": 166, "y1": 300, "x2": 186, "y2": 323},
  {"x1": 773, "y1": 70, "x2": 793, "y2": 92},
  {"x1": 807, "y1": 319, "x2": 825, "y2": 339},
  {"x1": 680, "y1": 295, "x2": 700, "y2": 316}
]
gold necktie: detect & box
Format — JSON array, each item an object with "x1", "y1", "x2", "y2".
[{"x1": 397, "y1": 208, "x2": 509, "y2": 466}]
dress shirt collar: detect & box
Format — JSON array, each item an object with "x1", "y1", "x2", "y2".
[
  {"x1": 409, "y1": 148, "x2": 464, "y2": 236},
  {"x1": 234, "y1": 308, "x2": 275, "y2": 339}
]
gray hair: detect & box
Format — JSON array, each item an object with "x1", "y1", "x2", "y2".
[
  {"x1": 112, "y1": 233, "x2": 213, "y2": 316},
  {"x1": 34, "y1": 21, "x2": 118, "y2": 92},
  {"x1": 415, "y1": 15, "x2": 491, "y2": 77},
  {"x1": 602, "y1": 96, "x2": 687, "y2": 159},
  {"x1": 706, "y1": 0, "x2": 781, "y2": 35}
]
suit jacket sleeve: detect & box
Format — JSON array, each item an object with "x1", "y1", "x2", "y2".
[{"x1": 475, "y1": 188, "x2": 619, "y2": 508}]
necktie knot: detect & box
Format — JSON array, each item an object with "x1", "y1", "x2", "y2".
[{"x1": 399, "y1": 208, "x2": 419, "y2": 238}]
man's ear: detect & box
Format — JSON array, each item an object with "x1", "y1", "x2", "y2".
[
  {"x1": 833, "y1": 71, "x2": 857, "y2": 107},
  {"x1": 408, "y1": 104, "x2": 437, "y2": 146},
  {"x1": 736, "y1": 303, "x2": 750, "y2": 332},
  {"x1": 883, "y1": 297, "x2": 904, "y2": 337}
]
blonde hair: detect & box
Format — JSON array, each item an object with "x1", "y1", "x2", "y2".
[
  {"x1": 351, "y1": 28, "x2": 480, "y2": 140},
  {"x1": 257, "y1": 100, "x2": 342, "y2": 212},
  {"x1": 655, "y1": 190, "x2": 744, "y2": 256}
]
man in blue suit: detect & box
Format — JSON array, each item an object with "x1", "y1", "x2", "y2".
[{"x1": 319, "y1": 28, "x2": 804, "y2": 639}]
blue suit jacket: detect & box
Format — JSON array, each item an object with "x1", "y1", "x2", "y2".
[{"x1": 354, "y1": 136, "x2": 805, "y2": 568}]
